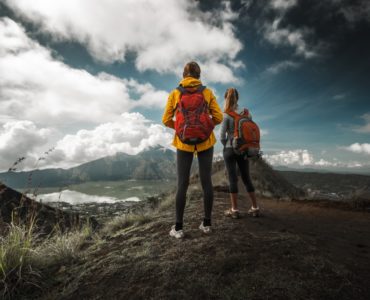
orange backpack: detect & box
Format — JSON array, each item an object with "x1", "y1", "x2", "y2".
[{"x1": 226, "y1": 108, "x2": 261, "y2": 157}]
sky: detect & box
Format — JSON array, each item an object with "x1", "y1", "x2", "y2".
[{"x1": 0, "y1": 0, "x2": 369, "y2": 173}]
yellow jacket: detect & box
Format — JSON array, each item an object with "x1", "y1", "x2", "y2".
[{"x1": 162, "y1": 77, "x2": 223, "y2": 153}]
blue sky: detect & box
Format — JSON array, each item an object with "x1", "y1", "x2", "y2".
[{"x1": 0, "y1": 0, "x2": 369, "y2": 173}]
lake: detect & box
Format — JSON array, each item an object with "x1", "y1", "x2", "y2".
[{"x1": 23, "y1": 180, "x2": 175, "y2": 220}]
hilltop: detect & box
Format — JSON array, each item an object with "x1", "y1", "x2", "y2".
[
  {"x1": 36, "y1": 182, "x2": 370, "y2": 300},
  {"x1": 1, "y1": 157, "x2": 369, "y2": 299}
]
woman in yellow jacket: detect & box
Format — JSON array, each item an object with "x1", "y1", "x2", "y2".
[{"x1": 162, "y1": 61, "x2": 223, "y2": 239}]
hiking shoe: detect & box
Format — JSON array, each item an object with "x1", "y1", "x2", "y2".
[
  {"x1": 169, "y1": 225, "x2": 184, "y2": 239},
  {"x1": 224, "y1": 208, "x2": 240, "y2": 219},
  {"x1": 199, "y1": 222, "x2": 212, "y2": 234},
  {"x1": 248, "y1": 206, "x2": 260, "y2": 217}
]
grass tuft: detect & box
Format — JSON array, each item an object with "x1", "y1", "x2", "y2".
[
  {"x1": 101, "y1": 213, "x2": 151, "y2": 236},
  {"x1": 0, "y1": 221, "x2": 93, "y2": 299},
  {"x1": 35, "y1": 223, "x2": 93, "y2": 267},
  {"x1": 0, "y1": 221, "x2": 40, "y2": 299}
]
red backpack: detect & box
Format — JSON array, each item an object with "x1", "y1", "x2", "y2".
[
  {"x1": 226, "y1": 108, "x2": 261, "y2": 157},
  {"x1": 174, "y1": 85, "x2": 214, "y2": 145}
]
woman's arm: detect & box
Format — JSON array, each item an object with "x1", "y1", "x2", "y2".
[
  {"x1": 162, "y1": 91, "x2": 175, "y2": 129},
  {"x1": 208, "y1": 91, "x2": 223, "y2": 126},
  {"x1": 220, "y1": 113, "x2": 228, "y2": 146}
]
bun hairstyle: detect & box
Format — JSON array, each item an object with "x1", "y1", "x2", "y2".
[
  {"x1": 224, "y1": 88, "x2": 239, "y2": 112},
  {"x1": 183, "y1": 61, "x2": 201, "y2": 79}
]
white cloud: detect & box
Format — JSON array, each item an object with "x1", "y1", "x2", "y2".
[
  {"x1": 265, "y1": 60, "x2": 300, "y2": 74},
  {"x1": 5, "y1": 0, "x2": 244, "y2": 83},
  {"x1": 270, "y1": 0, "x2": 297, "y2": 11},
  {"x1": 260, "y1": 0, "x2": 319, "y2": 59},
  {"x1": 0, "y1": 113, "x2": 174, "y2": 171},
  {"x1": 45, "y1": 112, "x2": 173, "y2": 169},
  {"x1": 353, "y1": 114, "x2": 370, "y2": 133},
  {"x1": 264, "y1": 149, "x2": 314, "y2": 166},
  {"x1": 314, "y1": 159, "x2": 337, "y2": 167},
  {"x1": 0, "y1": 120, "x2": 53, "y2": 171},
  {"x1": 0, "y1": 18, "x2": 169, "y2": 127},
  {"x1": 344, "y1": 143, "x2": 370, "y2": 155},
  {"x1": 263, "y1": 18, "x2": 317, "y2": 59},
  {"x1": 265, "y1": 148, "x2": 369, "y2": 169}
]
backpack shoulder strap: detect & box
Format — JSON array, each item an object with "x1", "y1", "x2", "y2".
[
  {"x1": 225, "y1": 111, "x2": 241, "y2": 138},
  {"x1": 197, "y1": 85, "x2": 206, "y2": 92},
  {"x1": 176, "y1": 86, "x2": 187, "y2": 95}
]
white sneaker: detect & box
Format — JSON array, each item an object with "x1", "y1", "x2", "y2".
[
  {"x1": 248, "y1": 206, "x2": 260, "y2": 217},
  {"x1": 199, "y1": 222, "x2": 212, "y2": 234},
  {"x1": 169, "y1": 225, "x2": 184, "y2": 239}
]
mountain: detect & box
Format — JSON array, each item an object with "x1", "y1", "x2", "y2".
[
  {"x1": 0, "y1": 145, "x2": 176, "y2": 189},
  {"x1": 192, "y1": 157, "x2": 305, "y2": 200},
  {"x1": 273, "y1": 165, "x2": 370, "y2": 176},
  {"x1": 278, "y1": 170, "x2": 370, "y2": 198}
]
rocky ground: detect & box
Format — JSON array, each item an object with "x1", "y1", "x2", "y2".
[{"x1": 39, "y1": 183, "x2": 370, "y2": 300}]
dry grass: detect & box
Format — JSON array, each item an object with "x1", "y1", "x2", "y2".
[
  {"x1": 0, "y1": 220, "x2": 40, "y2": 299},
  {"x1": 101, "y1": 213, "x2": 152, "y2": 236},
  {"x1": 0, "y1": 219, "x2": 93, "y2": 299}
]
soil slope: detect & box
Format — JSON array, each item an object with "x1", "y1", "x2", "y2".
[{"x1": 45, "y1": 185, "x2": 370, "y2": 300}]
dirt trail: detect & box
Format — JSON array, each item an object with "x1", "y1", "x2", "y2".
[{"x1": 49, "y1": 187, "x2": 370, "y2": 300}]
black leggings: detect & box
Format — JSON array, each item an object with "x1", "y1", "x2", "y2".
[
  {"x1": 223, "y1": 147, "x2": 255, "y2": 193},
  {"x1": 176, "y1": 147, "x2": 214, "y2": 224}
]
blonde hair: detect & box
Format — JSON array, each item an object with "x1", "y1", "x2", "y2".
[{"x1": 224, "y1": 88, "x2": 239, "y2": 112}]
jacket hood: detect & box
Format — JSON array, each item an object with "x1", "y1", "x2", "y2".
[{"x1": 179, "y1": 77, "x2": 202, "y2": 88}]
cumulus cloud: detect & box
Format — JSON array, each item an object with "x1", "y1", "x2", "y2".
[
  {"x1": 0, "y1": 120, "x2": 53, "y2": 170},
  {"x1": 264, "y1": 148, "x2": 368, "y2": 169},
  {"x1": 4, "y1": 0, "x2": 243, "y2": 83},
  {"x1": 344, "y1": 143, "x2": 370, "y2": 155},
  {"x1": 45, "y1": 112, "x2": 173, "y2": 169},
  {"x1": 0, "y1": 113, "x2": 174, "y2": 171},
  {"x1": 0, "y1": 17, "x2": 169, "y2": 127},
  {"x1": 264, "y1": 149, "x2": 314, "y2": 166}
]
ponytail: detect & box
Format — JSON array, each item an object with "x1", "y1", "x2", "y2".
[{"x1": 224, "y1": 88, "x2": 239, "y2": 112}]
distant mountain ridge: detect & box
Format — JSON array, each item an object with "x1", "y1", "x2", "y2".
[
  {"x1": 278, "y1": 170, "x2": 370, "y2": 199},
  {"x1": 273, "y1": 165, "x2": 370, "y2": 176},
  {"x1": 0, "y1": 145, "x2": 177, "y2": 189}
]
